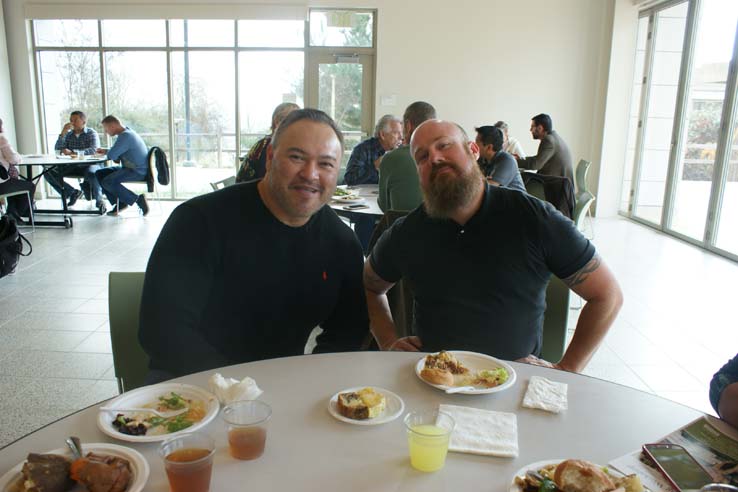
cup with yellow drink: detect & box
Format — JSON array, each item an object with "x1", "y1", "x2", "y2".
[{"x1": 404, "y1": 410, "x2": 455, "y2": 472}]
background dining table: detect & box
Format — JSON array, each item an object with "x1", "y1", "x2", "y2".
[
  {"x1": 329, "y1": 184, "x2": 384, "y2": 218},
  {"x1": 0, "y1": 352, "x2": 710, "y2": 491}
]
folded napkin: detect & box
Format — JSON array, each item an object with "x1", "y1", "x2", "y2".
[
  {"x1": 522, "y1": 375, "x2": 568, "y2": 413},
  {"x1": 208, "y1": 373, "x2": 263, "y2": 404},
  {"x1": 438, "y1": 404, "x2": 518, "y2": 458}
]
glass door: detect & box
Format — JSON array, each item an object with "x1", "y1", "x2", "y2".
[
  {"x1": 632, "y1": 2, "x2": 689, "y2": 225},
  {"x1": 306, "y1": 52, "x2": 374, "y2": 177},
  {"x1": 667, "y1": 0, "x2": 738, "y2": 241}
]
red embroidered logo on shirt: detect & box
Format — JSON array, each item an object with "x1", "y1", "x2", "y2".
[{"x1": 322, "y1": 271, "x2": 327, "y2": 281}]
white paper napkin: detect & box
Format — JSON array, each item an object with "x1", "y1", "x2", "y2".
[
  {"x1": 208, "y1": 373, "x2": 263, "y2": 404},
  {"x1": 438, "y1": 404, "x2": 519, "y2": 458},
  {"x1": 522, "y1": 375, "x2": 568, "y2": 413}
]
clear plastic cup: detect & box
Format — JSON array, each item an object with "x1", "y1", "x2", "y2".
[
  {"x1": 76, "y1": 150, "x2": 85, "y2": 160},
  {"x1": 159, "y1": 432, "x2": 215, "y2": 492},
  {"x1": 404, "y1": 410, "x2": 455, "y2": 472},
  {"x1": 222, "y1": 400, "x2": 271, "y2": 460}
]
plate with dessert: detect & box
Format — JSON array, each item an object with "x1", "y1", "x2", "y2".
[
  {"x1": 415, "y1": 350, "x2": 517, "y2": 395},
  {"x1": 0, "y1": 442, "x2": 149, "y2": 492},
  {"x1": 328, "y1": 386, "x2": 404, "y2": 426}
]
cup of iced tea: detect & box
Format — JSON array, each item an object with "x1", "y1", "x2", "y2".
[
  {"x1": 404, "y1": 410, "x2": 455, "y2": 472},
  {"x1": 159, "y1": 432, "x2": 215, "y2": 492},
  {"x1": 222, "y1": 400, "x2": 271, "y2": 460}
]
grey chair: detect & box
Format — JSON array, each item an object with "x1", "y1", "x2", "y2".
[
  {"x1": 210, "y1": 176, "x2": 237, "y2": 191},
  {"x1": 540, "y1": 276, "x2": 571, "y2": 363},
  {"x1": 574, "y1": 159, "x2": 595, "y2": 237},
  {"x1": 108, "y1": 272, "x2": 150, "y2": 393}
]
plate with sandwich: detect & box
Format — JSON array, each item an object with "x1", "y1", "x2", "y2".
[
  {"x1": 0, "y1": 442, "x2": 149, "y2": 492},
  {"x1": 510, "y1": 459, "x2": 647, "y2": 492},
  {"x1": 328, "y1": 386, "x2": 404, "y2": 426},
  {"x1": 415, "y1": 350, "x2": 516, "y2": 395}
]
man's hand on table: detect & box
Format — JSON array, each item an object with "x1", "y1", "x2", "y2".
[
  {"x1": 516, "y1": 354, "x2": 571, "y2": 372},
  {"x1": 95, "y1": 148, "x2": 106, "y2": 155},
  {"x1": 386, "y1": 336, "x2": 422, "y2": 352}
]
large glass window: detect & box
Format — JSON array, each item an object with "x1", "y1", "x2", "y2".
[
  {"x1": 670, "y1": 0, "x2": 738, "y2": 240},
  {"x1": 33, "y1": 13, "x2": 375, "y2": 199},
  {"x1": 37, "y1": 51, "x2": 102, "y2": 147},
  {"x1": 238, "y1": 52, "x2": 304, "y2": 155},
  {"x1": 172, "y1": 51, "x2": 236, "y2": 198}
]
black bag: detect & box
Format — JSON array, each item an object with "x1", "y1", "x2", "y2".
[
  {"x1": 0, "y1": 215, "x2": 32, "y2": 278},
  {"x1": 148, "y1": 146, "x2": 170, "y2": 186}
]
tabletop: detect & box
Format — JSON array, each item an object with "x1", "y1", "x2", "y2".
[
  {"x1": 329, "y1": 184, "x2": 384, "y2": 217},
  {"x1": 19, "y1": 154, "x2": 108, "y2": 166},
  {"x1": 0, "y1": 352, "x2": 704, "y2": 492}
]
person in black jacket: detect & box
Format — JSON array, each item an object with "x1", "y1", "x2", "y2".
[{"x1": 140, "y1": 109, "x2": 369, "y2": 382}]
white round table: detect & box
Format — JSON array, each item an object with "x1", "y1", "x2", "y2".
[
  {"x1": 0, "y1": 352, "x2": 704, "y2": 491},
  {"x1": 330, "y1": 184, "x2": 384, "y2": 217}
]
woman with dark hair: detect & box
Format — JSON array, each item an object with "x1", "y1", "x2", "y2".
[{"x1": 0, "y1": 118, "x2": 35, "y2": 224}]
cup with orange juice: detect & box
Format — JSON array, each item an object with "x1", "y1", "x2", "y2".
[
  {"x1": 404, "y1": 410, "x2": 455, "y2": 472},
  {"x1": 159, "y1": 432, "x2": 215, "y2": 492},
  {"x1": 222, "y1": 400, "x2": 272, "y2": 460}
]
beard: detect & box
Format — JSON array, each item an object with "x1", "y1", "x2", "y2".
[{"x1": 423, "y1": 157, "x2": 484, "y2": 219}]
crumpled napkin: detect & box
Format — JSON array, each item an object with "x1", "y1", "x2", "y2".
[
  {"x1": 438, "y1": 404, "x2": 519, "y2": 458},
  {"x1": 208, "y1": 373, "x2": 263, "y2": 404},
  {"x1": 522, "y1": 375, "x2": 568, "y2": 413}
]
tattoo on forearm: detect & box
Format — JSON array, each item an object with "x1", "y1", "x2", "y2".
[{"x1": 562, "y1": 254, "x2": 601, "y2": 288}]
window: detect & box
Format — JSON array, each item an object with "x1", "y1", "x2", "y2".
[{"x1": 33, "y1": 14, "x2": 376, "y2": 198}]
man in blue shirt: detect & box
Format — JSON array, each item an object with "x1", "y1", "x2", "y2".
[
  {"x1": 344, "y1": 114, "x2": 402, "y2": 185},
  {"x1": 48, "y1": 111, "x2": 105, "y2": 212},
  {"x1": 94, "y1": 115, "x2": 150, "y2": 216}
]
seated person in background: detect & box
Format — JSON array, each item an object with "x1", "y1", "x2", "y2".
[
  {"x1": 516, "y1": 113, "x2": 574, "y2": 182},
  {"x1": 236, "y1": 102, "x2": 300, "y2": 183},
  {"x1": 94, "y1": 115, "x2": 150, "y2": 216},
  {"x1": 364, "y1": 119, "x2": 623, "y2": 373},
  {"x1": 344, "y1": 114, "x2": 403, "y2": 185},
  {"x1": 475, "y1": 125, "x2": 526, "y2": 193},
  {"x1": 48, "y1": 111, "x2": 105, "y2": 212},
  {"x1": 377, "y1": 101, "x2": 436, "y2": 212},
  {"x1": 139, "y1": 109, "x2": 369, "y2": 382},
  {"x1": 0, "y1": 118, "x2": 35, "y2": 224},
  {"x1": 494, "y1": 120, "x2": 526, "y2": 159},
  {"x1": 711, "y1": 354, "x2": 738, "y2": 428}
]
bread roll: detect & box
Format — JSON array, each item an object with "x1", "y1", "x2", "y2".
[
  {"x1": 337, "y1": 388, "x2": 386, "y2": 420},
  {"x1": 420, "y1": 367, "x2": 454, "y2": 386},
  {"x1": 554, "y1": 460, "x2": 616, "y2": 492}
]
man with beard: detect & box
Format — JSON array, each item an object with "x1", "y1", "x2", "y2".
[
  {"x1": 140, "y1": 109, "x2": 369, "y2": 381},
  {"x1": 363, "y1": 120, "x2": 622, "y2": 373}
]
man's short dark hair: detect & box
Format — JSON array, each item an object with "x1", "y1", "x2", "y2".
[
  {"x1": 70, "y1": 110, "x2": 87, "y2": 120},
  {"x1": 101, "y1": 115, "x2": 121, "y2": 125},
  {"x1": 475, "y1": 125, "x2": 503, "y2": 152},
  {"x1": 403, "y1": 101, "x2": 437, "y2": 129},
  {"x1": 271, "y1": 108, "x2": 344, "y2": 153},
  {"x1": 532, "y1": 113, "x2": 553, "y2": 133}
]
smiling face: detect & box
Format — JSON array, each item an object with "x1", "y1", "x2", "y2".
[
  {"x1": 262, "y1": 119, "x2": 342, "y2": 226},
  {"x1": 411, "y1": 120, "x2": 484, "y2": 219}
]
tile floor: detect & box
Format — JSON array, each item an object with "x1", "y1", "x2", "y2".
[{"x1": 0, "y1": 200, "x2": 734, "y2": 448}]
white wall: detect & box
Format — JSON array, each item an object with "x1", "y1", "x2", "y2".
[
  {"x1": 597, "y1": 0, "x2": 640, "y2": 217},
  {"x1": 0, "y1": 0, "x2": 17, "y2": 146},
  {"x1": 3, "y1": 0, "x2": 635, "y2": 216}
]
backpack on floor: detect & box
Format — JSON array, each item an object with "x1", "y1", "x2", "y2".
[{"x1": 0, "y1": 215, "x2": 32, "y2": 278}]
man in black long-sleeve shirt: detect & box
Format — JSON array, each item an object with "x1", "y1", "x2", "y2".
[{"x1": 139, "y1": 109, "x2": 369, "y2": 380}]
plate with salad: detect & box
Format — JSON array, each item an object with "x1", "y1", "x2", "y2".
[{"x1": 97, "y1": 383, "x2": 220, "y2": 443}]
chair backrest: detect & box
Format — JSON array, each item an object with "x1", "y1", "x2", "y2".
[
  {"x1": 540, "y1": 276, "x2": 571, "y2": 363},
  {"x1": 524, "y1": 177, "x2": 546, "y2": 201},
  {"x1": 573, "y1": 191, "x2": 595, "y2": 228},
  {"x1": 210, "y1": 176, "x2": 237, "y2": 191},
  {"x1": 108, "y1": 272, "x2": 149, "y2": 393},
  {"x1": 575, "y1": 159, "x2": 591, "y2": 194}
]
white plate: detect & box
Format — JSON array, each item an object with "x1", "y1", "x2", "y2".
[
  {"x1": 508, "y1": 459, "x2": 635, "y2": 492},
  {"x1": 97, "y1": 383, "x2": 219, "y2": 443},
  {"x1": 415, "y1": 350, "x2": 517, "y2": 395},
  {"x1": 332, "y1": 195, "x2": 364, "y2": 204},
  {"x1": 328, "y1": 386, "x2": 404, "y2": 426},
  {"x1": 0, "y1": 443, "x2": 149, "y2": 492}
]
